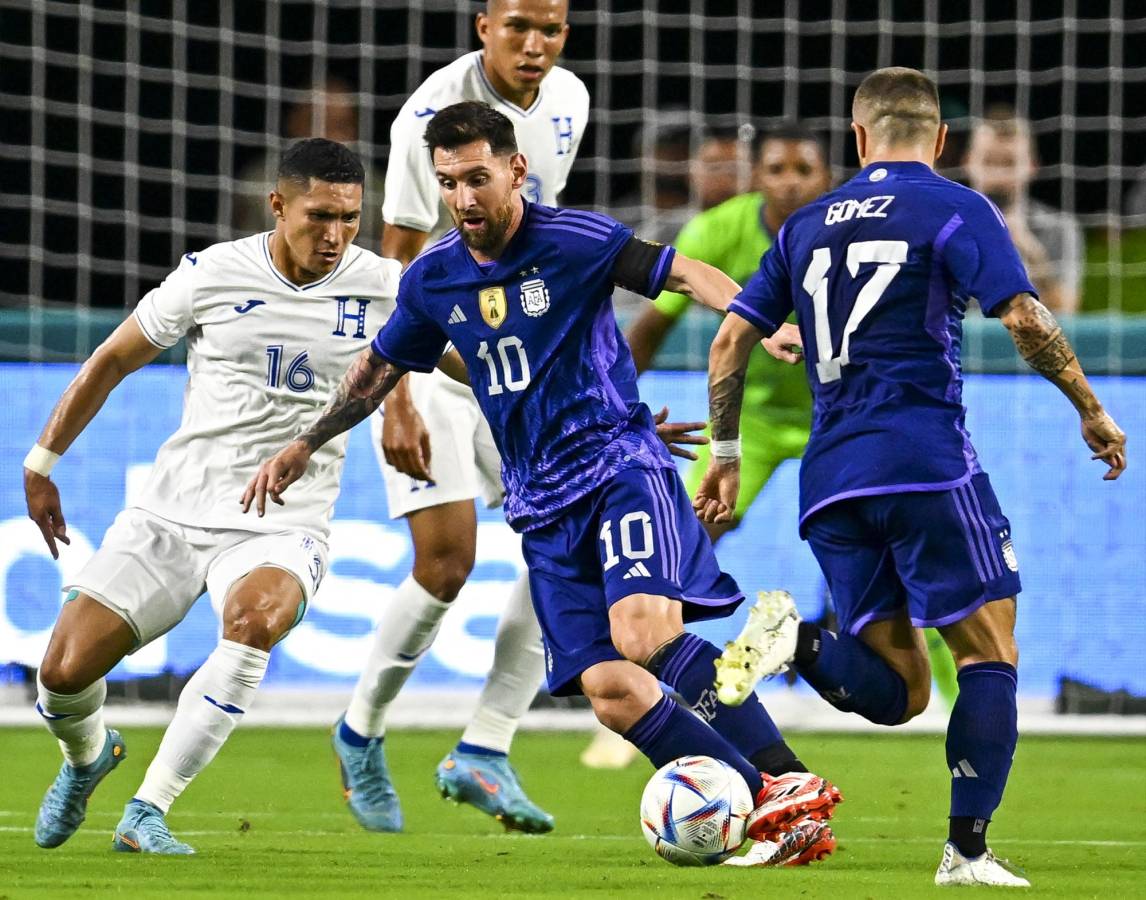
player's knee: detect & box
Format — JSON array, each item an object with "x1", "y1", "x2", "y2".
[
  {"x1": 411, "y1": 549, "x2": 474, "y2": 602},
  {"x1": 901, "y1": 679, "x2": 932, "y2": 722},
  {"x1": 608, "y1": 594, "x2": 682, "y2": 664},
  {"x1": 222, "y1": 593, "x2": 295, "y2": 651},
  {"x1": 37, "y1": 652, "x2": 92, "y2": 696},
  {"x1": 581, "y1": 663, "x2": 661, "y2": 734},
  {"x1": 951, "y1": 633, "x2": 1019, "y2": 670}
]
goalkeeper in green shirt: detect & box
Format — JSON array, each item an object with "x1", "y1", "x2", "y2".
[{"x1": 628, "y1": 123, "x2": 830, "y2": 541}]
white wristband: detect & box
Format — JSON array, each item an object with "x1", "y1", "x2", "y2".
[
  {"x1": 710, "y1": 437, "x2": 742, "y2": 460},
  {"x1": 23, "y1": 444, "x2": 61, "y2": 477}
]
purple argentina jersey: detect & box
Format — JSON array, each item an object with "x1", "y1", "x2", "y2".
[
  {"x1": 730, "y1": 161, "x2": 1036, "y2": 532},
  {"x1": 372, "y1": 201, "x2": 678, "y2": 531}
]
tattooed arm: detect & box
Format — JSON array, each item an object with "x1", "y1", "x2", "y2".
[
  {"x1": 693, "y1": 313, "x2": 763, "y2": 523},
  {"x1": 241, "y1": 348, "x2": 408, "y2": 515},
  {"x1": 998, "y1": 293, "x2": 1126, "y2": 480}
]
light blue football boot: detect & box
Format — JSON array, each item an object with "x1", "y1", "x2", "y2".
[
  {"x1": 112, "y1": 799, "x2": 195, "y2": 854},
  {"x1": 331, "y1": 716, "x2": 403, "y2": 832},
  {"x1": 435, "y1": 749, "x2": 555, "y2": 834},
  {"x1": 35, "y1": 729, "x2": 126, "y2": 848}
]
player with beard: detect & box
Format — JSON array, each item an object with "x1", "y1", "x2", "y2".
[
  {"x1": 330, "y1": 0, "x2": 590, "y2": 836},
  {"x1": 244, "y1": 101, "x2": 841, "y2": 868}
]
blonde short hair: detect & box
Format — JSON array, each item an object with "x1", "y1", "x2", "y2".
[{"x1": 853, "y1": 67, "x2": 941, "y2": 146}]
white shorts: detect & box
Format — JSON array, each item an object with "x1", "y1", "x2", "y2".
[
  {"x1": 373, "y1": 369, "x2": 505, "y2": 519},
  {"x1": 65, "y1": 508, "x2": 329, "y2": 649}
]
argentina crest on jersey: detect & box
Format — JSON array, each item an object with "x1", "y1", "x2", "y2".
[
  {"x1": 479, "y1": 286, "x2": 507, "y2": 329},
  {"x1": 520, "y1": 276, "x2": 550, "y2": 317}
]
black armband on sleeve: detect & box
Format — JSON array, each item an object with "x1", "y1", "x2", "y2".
[{"x1": 610, "y1": 237, "x2": 674, "y2": 298}]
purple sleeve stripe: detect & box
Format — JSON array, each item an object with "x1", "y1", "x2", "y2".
[
  {"x1": 534, "y1": 223, "x2": 610, "y2": 241},
  {"x1": 647, "y1": 246, "x2": 676, "y2": 296},
  {"x1": 775, "y1": 223, "x2": 791, "y2": 270},
  {"x1": 554, "y1": 208, "x2": 616, "y2": 230},
  {"x1": 549, "y1": 213, "x2": 614, "y2": 238},
  {"x1": 728, "y1": 299, "x2": 779, "y2": 336},
  {"x1": 370, "y1": 336, "x2": 436, "y2": 373},
  {"x1": 415, "y1": 231, "x2": 462, "y2": 261}
]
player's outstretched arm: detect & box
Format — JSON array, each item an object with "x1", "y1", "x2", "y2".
[
  {"x1": 241, "y1": 348, "x2": 408, "y2": 515},
  {"x1": 24, "y1": 315, "x2": 163, "y2": 558},
  {"x1": 663, "y1": 254, "x2": 803, "y2": 364},
  {"x1": 694, "y1": 314, "x2": 764, "y2": 523},
  {"x1": 662, "y1": 253, "x2": 740, "y2": 313},
  {"x1": 998, "y1": 293, "x2": 1127, "y2": 480}
]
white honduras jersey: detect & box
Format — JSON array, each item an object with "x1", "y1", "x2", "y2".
[
  {"x1": 132, "y1": 233, "x2": 400, "y2": 539},
  {"x1": 383, "y1": 50, "x2": 590, "y2": 239}
]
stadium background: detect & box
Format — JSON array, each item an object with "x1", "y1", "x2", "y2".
[{"x1": 1, "y1": 1, "x2": 1143, "y2": 713}]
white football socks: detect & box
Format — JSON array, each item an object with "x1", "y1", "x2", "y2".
[
  {"x1": 135, "y1": 639, "x2": 269, "y2": 814},
  {"x1": 343, "y1": 575, "x2": 450, "y2": 738},
  {"x1": 459, "y1": 571, "x2": 544, "y2": 754},
  {"x1": 36, "y1": 674, "x2": 108, "y2": 768}
]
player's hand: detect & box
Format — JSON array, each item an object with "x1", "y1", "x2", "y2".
[
  {"x1": 1081, "y1": 409, "x2": 1127, "y2": 481},
  {"x1": 382, "y1": 395, "x2": 433, "y2": 482},
  {"x1": 692, "y1": 459, "x2": 740, "y2": 524},
  {"x1": 653, "y1": 406, "x2": 708, "y2": 461},
  {"x1": 25, "y1": 469, "x2": 70, "y2": 560},
  {"x1": 761, "y1": 322, "x2": 804, "y2": 365},
  {"x1": 240, "y1": 440, "x2": 313, "y2": 516}
]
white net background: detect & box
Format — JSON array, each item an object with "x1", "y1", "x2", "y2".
[{"x1": 1, "y1": 0, "x2": 1144, "y2": 362}]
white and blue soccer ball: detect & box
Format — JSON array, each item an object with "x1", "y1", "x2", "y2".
[{"x1": 640, "y1": 755, "x2": 753, "y2": 866}]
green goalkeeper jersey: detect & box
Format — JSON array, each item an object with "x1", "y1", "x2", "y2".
[{"x1": 653, "y1": 191, "x2": 811, "y2": 428}]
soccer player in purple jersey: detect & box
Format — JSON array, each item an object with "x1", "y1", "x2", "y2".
[
  {"x1": 242, "y1": 100, "x2": 843, "y2": 865},
  {"x1": 697, "y1": 68, "x2": 1127, "y2": 887}
]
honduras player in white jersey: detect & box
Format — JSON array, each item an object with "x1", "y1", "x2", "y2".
[
  {"x1": 24, "y1": 139, "x2": 400, "y2": 854},
  {"x1": 331, "y1": 0, "x2": 589, "y2": 834}
]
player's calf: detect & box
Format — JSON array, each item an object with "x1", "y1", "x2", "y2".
[{"x1": 939, "y1": 599, "x2": 1021, "y2": 863}]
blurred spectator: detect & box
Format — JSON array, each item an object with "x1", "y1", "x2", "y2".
[
  {"x1": 963, "y1": 108, "x2": 1083, "y2": 313},
  {"x1": 610, "y1": 115, "x2": 751, "y2": 245},
  {"x1": 689, "y1": 126, "x2": 754, "y2": 212},
  {"x1": 232, "y1": 77, "x2": 385, "y2": 247}
]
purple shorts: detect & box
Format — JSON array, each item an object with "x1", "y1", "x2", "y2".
[
  {"x1": 521, "y1": 466, "x2": 744, "y2": 696},
  {"x1": 803, "y1": 472, "x2": 1021, "y2": 635}
]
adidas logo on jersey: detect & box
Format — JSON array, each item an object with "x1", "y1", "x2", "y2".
[
  {"x1": 448, "y1": 305, "x2": 467, "y2": 324},
  {"x1": 622, "y1": 562, "x2": 652, "y2": 579}
]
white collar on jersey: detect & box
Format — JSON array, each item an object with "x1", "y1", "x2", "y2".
[
  {"x1": 260, "y1": 232, "x2": 352, "y2": 292},
  {"x1": 473, "y1": 52, "x2": 544, "y2": 118}
]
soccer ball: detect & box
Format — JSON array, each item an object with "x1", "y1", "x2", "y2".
[{"x1": 640, "y1": 755, "x2": 753, "y2": 866}]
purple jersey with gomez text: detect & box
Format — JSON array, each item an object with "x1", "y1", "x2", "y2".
[
  {"x1": 730, "y1": 161, "x2": 1036, "y2": 531},
  {"x1": 373, "y1": 201, "x2": 677, "y2": 531}
]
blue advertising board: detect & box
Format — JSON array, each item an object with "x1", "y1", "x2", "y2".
[{"x1": 1, "y1": 363, "x2": 1142, "y2": 697}]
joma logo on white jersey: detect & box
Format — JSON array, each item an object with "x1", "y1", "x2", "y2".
[{"x1": 824, "y1": 195, "x2": 895, "y2": 225}]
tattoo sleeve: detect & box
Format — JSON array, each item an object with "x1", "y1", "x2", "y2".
[
  {"x1": 709, "y1": 361, "x2": 747, "y2": 443},
  {"x1": 298, "y1": 352, "x2": 406, "y2": 452},
  {"x1": 1001, "y1": 294, "x2": 1076, "y2": 377},
  {"x1": 999, "y1": 293, "x2": 1101, "y2": 415},
  {"x1": 708, "y1": 315, "x2": 760, "y2": 444}
]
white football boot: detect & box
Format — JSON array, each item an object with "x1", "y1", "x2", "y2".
[
  {"x1": 934, "y1": 841, "x2": 1030, "y2": 887},
  {"x1": 714, "y1": 591, "x2": 800, "y2": 706},
  {"x1": 723, "y1": 815, "x2": 837, "y2": 867}
]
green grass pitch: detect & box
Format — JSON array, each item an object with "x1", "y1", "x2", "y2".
[{"x1": 0, "y1": 727, "x2": 1142, "y2": 898}]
